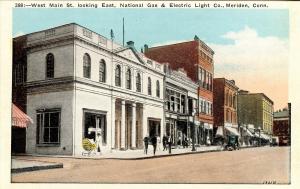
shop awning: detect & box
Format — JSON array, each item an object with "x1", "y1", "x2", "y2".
[
  {"x1": 260, "y1": 133, "x2": 270, "y2": 140},
  {"x1": 245, "y1": 129, "x2": 254, "y2": 137},
  {"x1": 204, "y1": 123, "x2": 213, "y2": 130},
  {"x1": 12, "y1": 104, "x2": 33, "y2": 128},
  {"x1": 224, "y1": 126, "x2": 240, "y2": 136},
  {"x1": 216, "y1": 126, "x2": 224, "y2": 136}
]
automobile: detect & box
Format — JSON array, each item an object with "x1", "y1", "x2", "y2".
[{"x1": 225, "y1": 135, "x2": 239, "y2": 151}]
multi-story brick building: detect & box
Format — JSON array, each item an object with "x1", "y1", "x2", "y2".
[
  {"x1": 12, "y1": 36, "x2": 28, "y2": 153},
  {"x1": 238, "y1": 91, "x2": 273, "y2": 144},
  {"x1": 273, "y1": 104, "x2": 290, "y2": 146},
  {"x1": 213, "y1": 78, "x2": 239, "y2": 140},
  {"x1": 145, "y1": 36, "x2": 214, "y2": 145}
]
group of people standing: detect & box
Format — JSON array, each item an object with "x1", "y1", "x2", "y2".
[{"x1": 143, "y1": 134, "x2": 172, "y2": 155}]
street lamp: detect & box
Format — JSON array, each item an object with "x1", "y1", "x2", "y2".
[{"x1": 192, "y1": 112, "x2": 196, "y2": 151}]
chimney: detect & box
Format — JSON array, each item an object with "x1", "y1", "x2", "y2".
[
  {"x1": 163, "y1": 63, "x2": 170, "y2": 74},
  {"x1": 239, "y1": 90, "x2": 249, "y2": 94},
  {"x1": 127, "y1": 41, "x2": 134, "y2": 48},
  {"x1": 141, "y1": 48, "x2": 144, "y2": 53},
  {"x1": 144, "y1": 44, "x2": 149, "y2": 53}
]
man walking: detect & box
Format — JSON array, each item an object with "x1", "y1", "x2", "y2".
[
  {"x1": 151, "y1": 135, "x2": 157, "y2": 155},
  {"x1": 163, "y1": 134, "x2": 168, "y2": 151},
  {"x1": 168, "y1": 135, "x2": 172, "y2": 154},
  {"x1": 143, "y1": 135, "x2": 149, "y2": 154}
]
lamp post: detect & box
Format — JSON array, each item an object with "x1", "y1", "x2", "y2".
[
  {"x1": 259, "y1": 127, "x2": 261, "y2": 146},
  {"x1": 192, "y1": 112, "x2": 196, "y2": 151}
]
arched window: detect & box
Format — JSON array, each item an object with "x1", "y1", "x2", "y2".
[
  {"x1": 46, "y1": 53, "x2": 54, "y2": 78},
  {"x1": 126, "y1": 68, "x2": 131, "y2": 89},
  {"x1": 115, "y1": 65, "x2": 121, "y2": 87},
  {"x1": 83, "y1": 53, "x2": 91, "y2": 78},
  {"x1": 156, "y1": 80, "x2": 160, "y2": 98},
  {"x1": 148, "y1": 77, "x2": 152, "y2": 95},
  {"x1": 136, "y1": 73, "x2": 141, "y2": 92},
  {"x1": 99, "y1": 59, "x2": 106, "y2": 82},
  {"x1": 225, "y1": 91, "x2": 228, "y2": 106}
]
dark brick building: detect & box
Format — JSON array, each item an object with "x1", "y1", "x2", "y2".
[
  {"x1": 273, "y1": 104, "x2": 290, "y2": 146},
  {"x1": 145, "y1": 36, "x2": 214, "y2": 145},
  {"x1": 213, "y1": 78, "x2": 239, "y2": 139},
  {"x1": 12, "y1": 36, "x2": 28, "y2": 153}
]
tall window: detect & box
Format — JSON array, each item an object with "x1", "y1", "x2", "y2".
[
  {"x1": 148, "y1": 77, "x2": 152, "y2": 95},
  {"x1": 46, "y1": 53, "x2": 54, "y2": 78},
  {"x1": 126, "y1": 68, "x2": 131, "y2": 89},
  {"x1": 156, "y1": 80, "x2": 160, "y2": 98},
  {"x1": 99, "y1": 59, "x2": 106, "y2": 82},
  {"x1": 36, "y1": 109, "x2": 61, "y2": 144},
  {"x1": 83, "y1": 53, "x2": 91, "y2": 78},
  {"x1": 14, "y1": 64, "x2": 25, "y2": 85},
  {"x1": 115, "y1": 65, "x2": 121, "y2": 87},
  {"x1": 136, "y1": 73, "x2": 141, "y2": 92}
]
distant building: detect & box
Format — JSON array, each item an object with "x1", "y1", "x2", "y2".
[
  {"x1": 145, "y1": 36, "x2": 214, "y2": 145},
  {"x1": 213, "y1": 78, "x2": 239, "y2": 140},
  {"x1": 273, "y1": 104, "x2": 290, "y2": 146},
  {"x1": 238, "y1": 92, "x2": 274, "y2": 135}
]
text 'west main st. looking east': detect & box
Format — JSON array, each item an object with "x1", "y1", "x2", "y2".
[{"x1": 15, "y1": 2, "x2": 268, "y2": 8}]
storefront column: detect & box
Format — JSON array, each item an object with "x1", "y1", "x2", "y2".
[
  {"x1": 111, "y1": 98, "x2": 116, "y2": 149},
  {"x1": 121, "y1": 100, "x2": 126, "y2": 150},
  {"x1": 131, "y1": 102, "x2": 136, "y2": 149}
]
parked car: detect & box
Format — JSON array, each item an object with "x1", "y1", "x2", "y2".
[{"x1": 225, "y1": 135, "x2": 239, "y2": 151}]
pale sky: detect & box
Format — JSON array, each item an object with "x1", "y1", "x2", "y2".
[{"x1": 13, "y1": 8, "x2": 289, "y2": 110}]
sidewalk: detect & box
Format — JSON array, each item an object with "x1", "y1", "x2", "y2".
[
  {"x1": 11, "y1": 159, "x2": 63, "y2": 173},
  {"x1": 100, "y1": 145, "x2": 223, "y2": 159}
]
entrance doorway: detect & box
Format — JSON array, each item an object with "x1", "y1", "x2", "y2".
[
  {"x1": 83, "y1": 110, "x2": 107, "y2": 145},
  {"x1": 11, "y1": 127, "x2": 26, "y2": 153},
  {"x1": 148, "y1": 119, "x2": 161, "y2": 138}
]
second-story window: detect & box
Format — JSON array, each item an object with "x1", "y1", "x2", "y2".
[
  {"x1": 156, "y1": 80, "x2": 160, "y2": 98},
  {"x1": 115, "y1": 65, "x2": 121, "y2": 87},
  {"x1": 148, "y1": 77, "x2": 152, "y2": 95},
  {"x1": 46, "y1": 53, "x2": 54, "y2": 79},
  {"x1": 99, "y1": 59, "x2": 106, "y2": 83},
  {"x1": 126, "y1": 68, "x2": 131, "y2": 89},
  {"x1": 136, "y1": 73, "x2": 141, "y2": 92},
  {"x1": 83, "y1": 53, "x2": 91, "y2": 79}
]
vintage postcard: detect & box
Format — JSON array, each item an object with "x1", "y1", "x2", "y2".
[{"x1": 0, "y1": 0, "x2": 299, "y2": 188}]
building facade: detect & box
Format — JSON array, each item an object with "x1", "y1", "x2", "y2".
[
  {"x1": 164, "y1": 65, "x2": 198, "y2": 146},
  {"x1": 273, "y1": 104, "x2": 290, "y2": 146},
  {"x1": 237, "y1": 92, "x2": 273, "y2": 145},
  {"x1": 213, "y1": 78, "x2": 239, "y2": 141},
  {"x1": 145, "y1": 36, "x2": 214, "y2": 145},
  {"x1": 20, "y1": 23, "x2": 165, "y2": 156}
]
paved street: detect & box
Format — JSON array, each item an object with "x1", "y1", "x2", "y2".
[{"x1": 12, "y1": 146, "x2": 290, "y2": 184}]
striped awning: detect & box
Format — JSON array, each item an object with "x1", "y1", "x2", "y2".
[
  {"x1": 225, "y1": 126, "x2": 240, "y2": 136},
  {"x1": 12, "y1": 104, "x2": 33, "y2": 128}
]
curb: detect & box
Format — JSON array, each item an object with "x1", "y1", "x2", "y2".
[
  {"x1": 104, "y1": 148, "x2": 223, "y2": 160},
  {"x1": 11, "y1": 163, "x2": 63, "y2": 174}
]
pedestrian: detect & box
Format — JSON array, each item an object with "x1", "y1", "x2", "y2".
[
  {"x1": 168, "y1": 135, "x2": 172, "y2": 154},
  {"x1": 163, "y1": 134, "x2": 168, "y2": 151},
  {"x1": 143, "y1": 135, "x2": 149, "y2": 154},
  {"x1": 157, "y1": 135, "x2": 161, "y2": 151},
  {"x1": 95, "y1": 131, "x2": 102, "y2": 154},
  {"x1": 151, "y1": 135, "x2": 157, "y2": 155}
]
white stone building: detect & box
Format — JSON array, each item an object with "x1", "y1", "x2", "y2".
[{"x1": 24, "y1": 23, "x2": 165, "y2": 156}]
